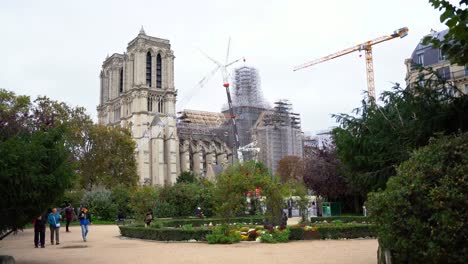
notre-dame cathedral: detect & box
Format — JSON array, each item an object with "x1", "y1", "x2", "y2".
[{"x1": 97, "y1": 28, "x2": 231, "y2": 186}]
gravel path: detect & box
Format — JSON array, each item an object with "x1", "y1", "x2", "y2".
[{"x1": 0, "y1": 225, "x2": 377, "y2": 264}]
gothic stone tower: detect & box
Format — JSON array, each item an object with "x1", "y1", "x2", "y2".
[{"x1": 97, "y1": 28, "x2": 179, "y2": 185}]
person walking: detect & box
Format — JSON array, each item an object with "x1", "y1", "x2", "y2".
[
  {"x1": 78, "y1": 207, "x2": 92, "y2": 242},
  {"x1": 117, "y1": 209, "x2": 126, "y2": 225},
  {"x1": 47, "y1": 208, "x2": 61, "y2": 245},
  {"x1": 33, "y1": 214, "x2": 46, "y2": 248},
  {"x1": 64, "y1": 203, "x2": 74, "y2": 232}
]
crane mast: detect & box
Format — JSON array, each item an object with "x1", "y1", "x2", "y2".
[{"x1": 294, "y1": 27, "x2": 408, "y2": 100}]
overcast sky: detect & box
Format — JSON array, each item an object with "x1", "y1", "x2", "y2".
[{"x1": 1, "y1": 0, "x2": 449, "y2": 135}]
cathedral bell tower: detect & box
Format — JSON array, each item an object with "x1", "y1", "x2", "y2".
[{"x1": 97, "y1": 27, "x2": 179, "y2": 185}]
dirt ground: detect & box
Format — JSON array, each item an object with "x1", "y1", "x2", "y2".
[{"x1": 0, "y1": 225, "x2": 378, "y2": 264}]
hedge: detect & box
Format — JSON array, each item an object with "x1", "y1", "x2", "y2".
[
  {"x1": 289, "y1": 224, "x2": 376, "y2": 240},
  {"x1": 120, "y1": 224, "x2": 376, "y2": 242},
  {"x1": 310, "y1": 216, "x2": 370, "y2": 223},
  {"x1": 157, "y1": 216, "x2": 264, "y2": 227},
  {"x1": 119, "y1": 226, "x2": 212, "y2": 241}
]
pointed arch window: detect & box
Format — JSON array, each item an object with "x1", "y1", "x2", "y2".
[
  {"x1": 156, "y1": 53, "x2": 162, "y2": 88},
  {"x1": 146, "y1": 52, "x2": 152, "y2": 87},
  {"x1": 119, "y1": 68, "x2": 124, "y2": 93}
]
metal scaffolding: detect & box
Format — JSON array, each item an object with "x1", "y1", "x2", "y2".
[{"x1": 254, "y1": 100, "x2": 303, "y2": 174}]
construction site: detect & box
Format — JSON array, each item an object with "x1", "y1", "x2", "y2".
[{"x1": 177, "y1": 66, "x2": 303, "y2": 176}]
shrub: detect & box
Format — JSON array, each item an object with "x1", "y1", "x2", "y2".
[
  {"x1": 157, "y1": 216, "x2": 264, "y2": 228},
  {"x1": 181, "y1": 224, "x2": 194, "y2": 231},
  {"x1": 316, "y1": 224, "x2": 375, "y2": 239},
  {"x1": 176, "y1": 171, "x2": 197, "y2": 184},
  {"x1": 130, "y1": 186, "x2": 159, "y2": 221},
  {"x1": 310, "y1": 216, "x2": 369, "y2": 223},
  {"x1": 153, "y1": 200, "x2": 176, "y2": 218},
  {"x1": 206, "y1": 225, "x2": 241, "y2": 244},
  {"x1": 119, "y1": 226, "x2": 211, "y2": 241},
  {"x1": 289, "y1": 226, "x2": 304, "y2": 240},
  {"x1": 367, "y1": 133, "x2": 468, "y2": 263},
  {"x1": 111, "y1": 185, "x2": 133, "y2": 218},
  {"x1": 260, "y1": 228, "x2": 290, "y2": 243},
  {"x1": 80, "y1": 186, "x2": 116, "y2": 220}
]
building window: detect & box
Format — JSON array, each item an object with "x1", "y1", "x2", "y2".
[
  {"x1": 158, "y1": 98, "x2": 164, "y2": 113},
  {"x1": 436, "y1": 66, "x2": 451, "y2": 80},
  {"x1": 417, "y1": 53, "x2": 424, "y2": 66},
  {"x1": 146, "y1": 52, "x2": 152, "y2": 87},
  {"x1": 147, "y1": 97, "x2": 153, "y2": 112},
  {"x1": 119, "y1": 68, "x2": 123, "y2": 93},
  {"x1": 156, "y1": 53, "x2": 162, "y2": 88}
]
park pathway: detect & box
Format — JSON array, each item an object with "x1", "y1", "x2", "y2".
[{"x1": 0, "y1": 225, "x2": 377, "y2": 264}]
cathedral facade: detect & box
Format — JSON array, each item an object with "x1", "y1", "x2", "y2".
[{"x1": 97, "y1": 28, "x2": 230, "y2": 186}]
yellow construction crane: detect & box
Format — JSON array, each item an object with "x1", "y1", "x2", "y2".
[{"x1": 293, "y1": 27, "x2": 409, "y2": 100}]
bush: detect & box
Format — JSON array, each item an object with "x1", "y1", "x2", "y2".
[
  {"x1": 157, "y1": 216, "x2": 264, "y2": 227},
  {"x1": 80, "y1": 186, "x2": 116, "y2": 220},
  {"x1": 316, "y1": 224, "x2": 375, "y2": 239},
  {"x1": 289, "y1": 226, "x2": 304, "y2": 240},
  {"x1": 367, "y1": 133, "x2": 468, "y2": 263},
  {"x1": 176, "y1": 171, "x2": 197, "y2": 184},
  {"x1": 119, "y1": 226, "x2": 211, "y2": 241},
  {"x1": 206, "y1": 225, "x2": 241, "y2": 244},
  {"x1": 260, "y1": 228, "x2": 290, "y2": 243},
  {"x1": 310, "y1": 216, "x2": 369, "y2": 223},
  {"x1": 130, "y1": 186, "x2": 159, "y2": 221},
  {"x1": 153, "y1": 200, "x2": 176, "y2": 218},
  {"x1": 111, "y1": 185, "x2": 133, "y2": 218}
]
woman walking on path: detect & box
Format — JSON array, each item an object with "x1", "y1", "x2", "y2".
[
  {"x1": 78, "y1": 208, "x2": 92, "y2": 242},
  {"x1": 47, "y1": 208, "x2": 61, "y2": 245}
]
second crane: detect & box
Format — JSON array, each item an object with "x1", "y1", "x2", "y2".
[{"x1": 294, "y1": 27, "x2": 409, "y2": 100}]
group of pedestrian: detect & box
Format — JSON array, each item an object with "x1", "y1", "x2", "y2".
[{"x1": 33, "y1": 204, "x2": 92, "y2": 248}]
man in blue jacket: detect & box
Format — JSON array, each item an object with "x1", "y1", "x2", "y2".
[
  {"x1": 78, "y1": 207, "x2": 92, "y2": 242},
  {"x1": 47, "y1": 208, "x2": 61, "y2": 245}
]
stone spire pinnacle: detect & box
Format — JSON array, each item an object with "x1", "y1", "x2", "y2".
[{"x1": 139, "y1": 26, "x2": 146, "y2": 35}]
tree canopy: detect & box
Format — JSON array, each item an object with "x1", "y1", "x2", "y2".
[
  {"x1": 332, "y1": 77, "x2": 468, "y2": 194},
  {"x1": 0, "y1": 89, "x2": 75, "y2": 232},
  {"x1": 423, "y1": 0, "x2": 468, "y2": 65}
]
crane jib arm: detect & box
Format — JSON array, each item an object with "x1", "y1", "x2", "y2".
[{"x1": 293, "y1": 27, "x2": 408, "y2": 72}]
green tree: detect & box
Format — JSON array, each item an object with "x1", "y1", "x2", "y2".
[
  {"x1": 176, "y1": 171, "x2": 198, "y2": 184},
  {"x1": 423, "y1": 0, "x2": 468, "y2": 65},
  {"x1": 332, "y1": 78, "x2": 468, "y2": 195},
  {"x1": 111, "y1": 185, "x2": 134, "y2": 218},
  {"x1": 367, "y1": 133, "x2": 467, "y2": 263},
  {"x1": 79, "y1": 125, "x2": 138, "y2": 189},
  {"x1": 0, "y1": 89, "x2": 75, "y2": 233},
  {"x1": 213, "y1": 161, "x2": 272, "y2": 221},
  {"x1": 130, "y1": 186, "x2": 159, "y2": 221}
]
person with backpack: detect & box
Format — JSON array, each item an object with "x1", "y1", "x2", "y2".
[
  {"x1": 47, "y1": 208, "x2": 61, "y2": 245},
  {"x1": 78, "y1": 207, "x2": 92, "y2": 242},
  {"x1": 33, "y1": 214, "x2": 46, "y2": 248},
  {"x1": 64, "y1": 203, "x2": 74, "y2": 232}
]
